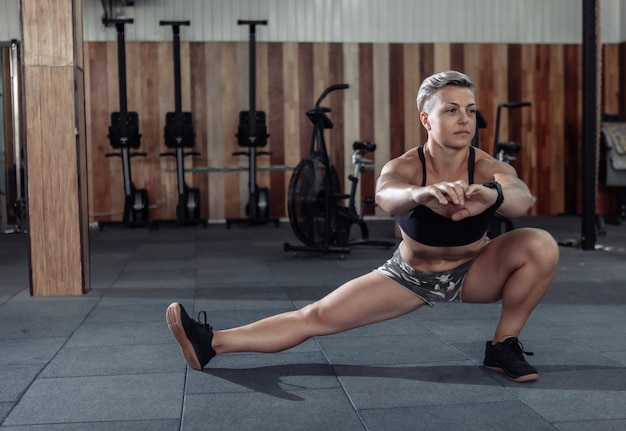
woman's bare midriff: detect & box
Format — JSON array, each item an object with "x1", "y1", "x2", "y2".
[{"x1": 399, "y1": 233, "x2": 485, "y2": 272}]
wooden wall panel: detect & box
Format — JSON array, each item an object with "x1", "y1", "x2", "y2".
[
  {"x1": 358, "y1": 43, "x2": 378, "y2": 214},
  {"x1": 621, "y1": 43, "x2": 626, "y2": 117},
  {"x1": 358, "y1": 44, "x2": 374, "y2": 145},
  {"x1": 280, "y1": 43, "x2": 300, "y2": 170},
  {"x1": 433, "y1": 43, "x2": 451, "y2": 75},
  {"x1": 83, "y1": 40, "x2": 626, "y2": 221},
  {"x1": 388, "y1": 43, "x2": 404, "y2": 172},
  {"x1": 549, "y1": 45, "x2": 566, "y2": 213},
  {"x1": 220, "y1": 43, "x2": 239, "y2": 218},
  {"x1": 533, "y1": 44, "x2": 552, "y2": 215},
  {"x1": 84, "y1": 43, "x2": 104, "y2": 218},
  {"x1": 603, "y1": 44, "x2": 621, "y2": 115},
  {"x1": 402, "y1": 44, "x2": 420, "y2": 153},
  {"x1": 563, "y1": 44, "x2": 582, "y2": 214},
  {"x1": 372, "y1": 43, "x2": 390, "y2": 178},
  {"x1": 519, "y1": 44, "x2": 539, "y2": 206},
  {"x1": 157, "y1": 41, "x2": 176, "y2": 219},
  {"x1": 297, "y1": 43, "x2": 314, "y2": 161},
  {"x1": 202, "y1": 43, "x2": 224, "y2": 219},
  {"x1": 269, "y1": 41, "x2": 287, "y2": 216},
  {"x1": 270, "y1": 42, "x2": 289, "y2": 164}
]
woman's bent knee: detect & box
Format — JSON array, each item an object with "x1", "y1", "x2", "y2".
[
  {"x1": 490, "y1": 227, "x2": 559, "y2": 275},
  {"x1": 522, "y1": 228, "x2": 559, "y2": 268}
]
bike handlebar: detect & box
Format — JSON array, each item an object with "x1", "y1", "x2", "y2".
[
  {"x1": 492, "y1": 101, "x2": 532, "y2": 157},
  {"x1": 499, "y1": 101, "x2": 532, "y2": 109},
  {"x1": 315, "y1": 84, "x2": 350, "y2": 108},
  {"x1": 105, "y1": 18, "x2": 134, "y2": 25},
  {"x1": 159, "y1": 20, "x2": 191, "y2": 27}
]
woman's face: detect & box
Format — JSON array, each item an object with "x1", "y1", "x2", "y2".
[{"x1": 420, "y1": 86, "x2": 477, "y2": 148}]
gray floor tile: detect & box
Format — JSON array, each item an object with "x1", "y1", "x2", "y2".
[
  {"x1": 418, "y1": 315, "x2": 503, "y2": 344},
  {"x1": 101, "y1": 287, "x2": 196, "y2": 302},
  {"x1": 112, "y1": 268, "x2": 196, "y2": 289},
  {"x1": 0, "y1": 337, "x2": 66, "y2": 366},
  {"x1": 0, "y1": 403, "x2": 11, "y2": 424},
  {"x1": 83, "y1": 302, "x2": 174, "y2": 324},
  {"x1": 335, "y1": 361, "x2": 513, "y2": 410},
  {"x1": 604, "y1": 350, "x2": 626, "y2": 365},
  {"x1": 193, "y1": 286, "x2": 293, "y2": 310},
  {"x1": 65, "y1": 320, "x2": 170, "y2": 347},
  {"x1": 3, "y1": 374, "x2": 184, "y2": 426},
  {"x1": 185, "y1": 350, "x2": 339, "y2": 395},
  {"x1": 554, "y1": 419, "x2": 626, "y2": 431},
  {"x1": 360, "y1": 400, "x2": 556, "y2": 431},
  {"x1": 0, "y1": 316, "x2": 86, "y2": 339},
  {"x1": 0, "y1": 419, "x2": 180, "y2": 431},
  {"x1": 182, "y1": 389, "x2": 365, "y2": 431},
  {"x1": 317, "y1": 333, "x2": 467, "y2": 365},
  {"x1": 509, "y1": 385, "x2": 626, "y2": 423},
  {"x1": 0, "y1": 365, "x2": 42, "y2": 402},
  {"x1": 40, "y1": 344, "x2": 184, "y2": 377},
  {"x1": 322, "y1": 313, "x2": 430, "y2": 338}
]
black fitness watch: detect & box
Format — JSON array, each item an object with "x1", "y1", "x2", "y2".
[{"x1": 482, "y1": 181, "x2": 504, "y2": 210}]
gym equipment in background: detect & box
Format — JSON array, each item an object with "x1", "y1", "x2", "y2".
[
  {"x1": 283, "y1": 84, "x2": 395, "y2": 257},
  {"x1": 1, "y1": 41, "x2": 26, "y2": 233},
  {"x1": 103, "y1": 18, "x2": 150, "y2": 228},
  {"x1": 226, "y1": 20, "x2": 279, "y2": 228},
  {"x1": 599, "y1": 116, "x2": 626, "y2": 224},
  {"x1": 486, "y1": 101, "x2": 531, "y2": 239},
  {"x1": 158, "y1": 20, "x2": 206, "y2": 227}
]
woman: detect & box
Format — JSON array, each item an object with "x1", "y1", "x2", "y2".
[{"x1": 166, "y1": 70, "x2": 559, "y2": 382}]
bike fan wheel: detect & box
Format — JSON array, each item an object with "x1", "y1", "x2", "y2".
[{"x1": 287, "y1": 154, "x2": 341, "y2": 247}]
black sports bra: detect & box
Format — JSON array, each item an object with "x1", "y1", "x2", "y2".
[{"x1": 394, "y1": 146, "x2": 497, "y2": 247}]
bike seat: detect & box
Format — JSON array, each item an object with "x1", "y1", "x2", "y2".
[
  {"x1": 495, "y1": 141, "x2": 521, "y2": 153},
  {"x1": 353, "y1": 141, "x2": 376, "y2": 152}
]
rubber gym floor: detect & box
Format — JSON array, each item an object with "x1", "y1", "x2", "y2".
[{"x1": 0, "y1": 215, "x2": 625, "y2": 431}]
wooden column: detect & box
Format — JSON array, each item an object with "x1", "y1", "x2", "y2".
[{"x1": 21, "y1": 0, "x2": 90, "y2": 295}]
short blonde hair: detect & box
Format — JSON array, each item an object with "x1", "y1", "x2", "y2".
[{"x1": 416, "y1": 70, "x2": 475, "y2": 113}]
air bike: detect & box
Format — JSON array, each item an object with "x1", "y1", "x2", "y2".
[{"x1": 283, "y1": 84, "x2": 395, "y2": 257}]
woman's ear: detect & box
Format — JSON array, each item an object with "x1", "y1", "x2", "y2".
[{"x1": 420, "y1": 112, "x2": 431, "y2": 131}]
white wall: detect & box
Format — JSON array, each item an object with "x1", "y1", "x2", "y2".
[
  {"x1": 80, "y1": 0, "x2": 626, "y2": 44},
  {"x1": 0, "y1": 0, "x2": 20, "y2": 42},
  {"x1": 0, "y1": 0, "x2": 624, "y2": 43}
]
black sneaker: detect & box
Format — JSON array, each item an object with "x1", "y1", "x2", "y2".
[
  {"x1": 483, "y1": 337, "x2": 538, "y2": 382},
  {"x1": 166, "y1": 302, "x2": 216, "y2": 370}
]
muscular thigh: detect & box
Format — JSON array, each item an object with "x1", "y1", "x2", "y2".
[
  {"x1": 461, "y1": 228, "x2": 538, "y2": 303},
  {"x1": 310, "y1": 271, "x2": 426, "y2": 334}
]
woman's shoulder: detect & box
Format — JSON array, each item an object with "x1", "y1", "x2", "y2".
[
  {"x1": 399, "y1": 146, "x2": 421, "y2": 159},
  {"x1": 473, "y1": 147, "x2": 518, "y2": 180},
  {"x1": 379, "y1": 147, "x2": 423, "y2": 182},
  {"x1": 383, "y1": 147, "x2": 420, "y2": 168}
]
